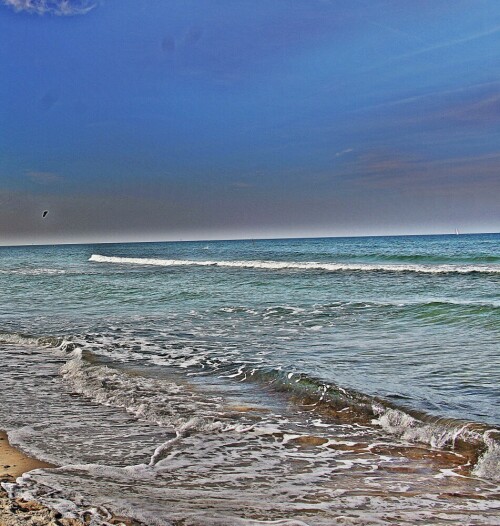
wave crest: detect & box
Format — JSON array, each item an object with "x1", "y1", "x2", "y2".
[
  {"x1": 2, "y1": 329, "x2": 499, "y2": 482},
  {"x1": 227, "y1": 365, "x2": 500, "y2": 481},
  {"x1": 59, "y1": 348, "x2": 231, "y2": 438},
  {"x1": 89, "y1": 254, "x2": 500, "y2": 275}
]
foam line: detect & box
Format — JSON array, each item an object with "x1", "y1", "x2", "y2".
[{"x1": 89, "y1": 254, "x2": 500, "y2": 274}]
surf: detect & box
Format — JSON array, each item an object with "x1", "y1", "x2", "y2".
[{"x1": 89, "y1": 254, "x2": 500, "y2": 275}]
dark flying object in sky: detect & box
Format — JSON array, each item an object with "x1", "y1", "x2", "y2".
[{"x1": 42, "y1": 210, "x2": 49, "y2": 218}]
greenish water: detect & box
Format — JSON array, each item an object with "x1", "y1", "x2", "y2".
[{"x1": 1, "y1": 234, "x2": 499, "y2": 525}]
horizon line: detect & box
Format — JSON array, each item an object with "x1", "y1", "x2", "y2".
[{"x1": 1, "y1": 230, "x2": 498, "y2": 249}]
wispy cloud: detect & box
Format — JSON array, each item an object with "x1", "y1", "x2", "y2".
[
  {"x1": 354, "y1": 80, "x2": 500, "y2": 114},
  {"x1": 438, "y1": 92, "x2": 500, "y2": 126},
  {"x1": 396, "y1": 24, "x2": 500, "y2": 61},
  {"x1": 333, "y1": 149, "x2": 500, "y2": 192},
  {"x1": 335, "y1": 148, "x2": 354, "y2": 158},
  {"x1": 354, "y1": 83, "x2": 500, "y2": 137},
  {"x1": 2, "y1": 0, "x2": 96, "y2": 16},
  {"x1": 361, "y1": 24, "x2": 500, "y2": 77},
  {"x1": 26, "y1": 171, "x2": 63, "y2": 183}
]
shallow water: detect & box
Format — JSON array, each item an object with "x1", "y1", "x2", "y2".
[{"x1": 1, "y1": 234, "x2": 499, "y2": 524}]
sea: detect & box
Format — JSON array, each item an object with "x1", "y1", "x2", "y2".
[{"x1": 0, "y1": 233, "x2": 499, "y2": 525}]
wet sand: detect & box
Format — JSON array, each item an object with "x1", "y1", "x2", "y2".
[
  {"x1": 0, "y1": 431, "x2": 81, "y2": 526},
  {"x1": 0, "y1": 432, "x2": 54, "y2": 480},
  {"x1": 0, "y1": 431, "x2": 146, "y2": 526}
]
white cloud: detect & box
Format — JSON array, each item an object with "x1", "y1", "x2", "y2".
[
  {"x1": 2, "y1": 0, "x2": 96, "y2": 16},
  {"x1": 335, "y1": 148, "x2": 354, "y2": 158}
]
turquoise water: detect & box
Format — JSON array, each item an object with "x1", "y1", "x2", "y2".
[{"x1": 1, "y1": 234, "x2": 499, "y2": 524}]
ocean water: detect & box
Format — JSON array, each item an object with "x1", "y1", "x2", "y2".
[{"x1": 1, "y1": 234, "x2": 499, "y2": 525}]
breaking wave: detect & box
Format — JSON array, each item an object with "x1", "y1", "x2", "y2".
[
  {"x1": 61, "y1": 336, "x2": 500, "y2": 483},
  {"x1": 215, "y1": 364, "x2": 500, "y2": 482},
  {"x1": 89, "y1": 254, "x2": 500, "y2": 275},
  {"x1": 0, "y1": 331, "x2": 65, "y2": 348},
  {"x1": 59, "y1": 347, "x2": 232, "y2": 439},
  {"x1": 2, "y1": 329, "x2": 499, "y2": 482}
]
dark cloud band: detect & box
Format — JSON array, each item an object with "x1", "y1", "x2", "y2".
[{"x1": 2, "y1": 0, "x2": 96, "y2": 15}]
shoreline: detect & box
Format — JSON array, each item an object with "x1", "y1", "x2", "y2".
[
  {"x1": 0, "y1": 432, "x2": 144, "y2": 525},
  {"x1": 0, "y1": 430, "x2": 71, "y2": 526},
  {"x1": 0, "y1": 431, "x2": 75, "y2": 526},
  {"x1": 0, "y1": 431, "x2": 54, "y2": 481},
  {"x1": 0, "y1": 432, "x2": 95, "y2": 526}
]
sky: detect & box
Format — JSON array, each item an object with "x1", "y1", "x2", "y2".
[{"x1": 0, "y1": 0, "x2": 499, "y2": 244}]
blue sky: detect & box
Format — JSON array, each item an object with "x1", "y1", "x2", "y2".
[{"x1": 0, "y1": 0, "x2": 499, "y2": 244}]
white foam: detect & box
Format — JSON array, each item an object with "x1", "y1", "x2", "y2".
[
  {"x1": 373, "y1": 406, "x2": 477, "y2": 449},
  {"x1": 89, "y1": 254, "x2": 500, "y2": 274},
  {"x1": 59, "y1": 348, "x2": 231, "y2": 436},
  {"x1": 372, "y1": 405, "x2": 500, "y2": 483},
  {"x1": 0, "y1": 332, "x2": 67, "y2": 351},
  {"x1": 473, "y1": 431, "x2": 500, "y2": 482},
  {"x1": 0, "y1": 268, "x2": 66, "y2": 275},
  {"x1": 0, "y1": 332, "x2": 41, "y2": 346}
]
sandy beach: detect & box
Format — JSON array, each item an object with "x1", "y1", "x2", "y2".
[
  {"x1": 0, "y1": 431, "x2": 82, "y2": 526},
  {"x1": 0, "y1": 432, "x2": 53, "y2": 480},
  {"x1": 1, "y1": 432, "x2": 143, "y2": 526}
]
